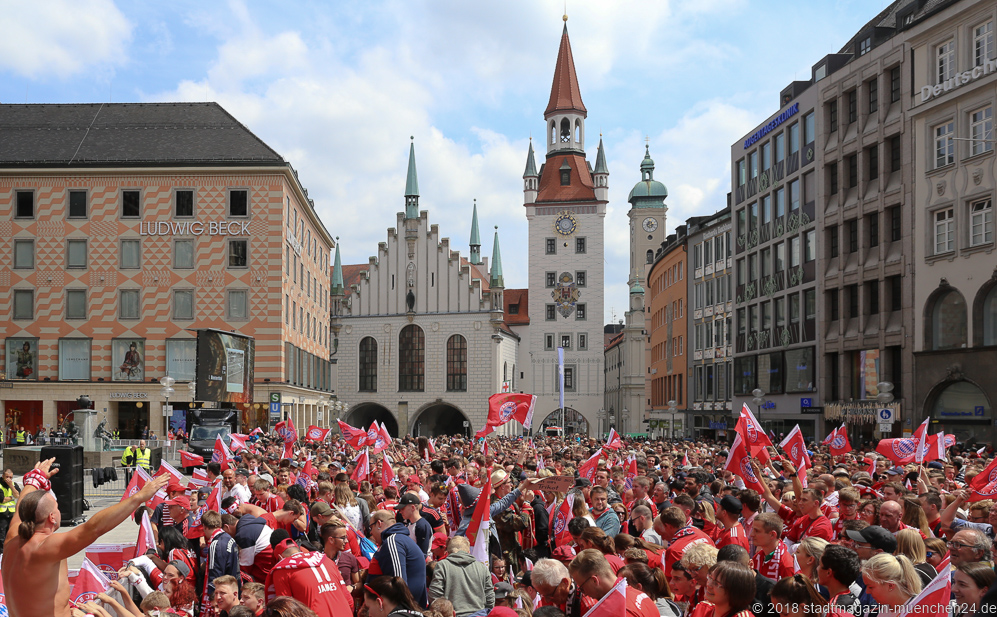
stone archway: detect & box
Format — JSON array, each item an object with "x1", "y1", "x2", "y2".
[
  {"x1": 536, "y1": 407, "x2": 590, "y2": 437},
  {"x1": 345, "y1": 403, "x2": 398, "y2": 437},
  {"x1": 411, "y1": 401, "x2": 470, "y2": 438},
  {"x1": 926, "y1": 379, "x2": 993, "y2": 446}
]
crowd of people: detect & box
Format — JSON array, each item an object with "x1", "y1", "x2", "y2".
[{"x1": 3, "y1": 429, "x2": 997, "y2": 617}]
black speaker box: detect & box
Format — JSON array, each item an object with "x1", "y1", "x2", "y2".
[{"x1": 40, "y1": 445, "x2": 85, "y2": 525}]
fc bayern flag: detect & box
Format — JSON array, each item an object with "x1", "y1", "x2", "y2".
[
  {"x1": 70, "y1": 558, "x2": 113, "y2": 605},
  {"x1": 136, "y1": 510, "x2": 157, "y2": 557},
  {"x1": 898, "y1": 564, "x2": 950, "y2": 617},
  {"x1": 604, "y1": 428, "x2": 622, "y2": 450},
  {"x1": 967, "y1": 456, "x2": 997, "y2": 502},
  {"x1": 466, "y1": 476, "x2": 493, "y2": 565},
  {"x1": 919, "y1": 432, "x2": 947, "y2": 463},
  {"x1": 736, "y1": 403, "x2": 774, "y2": 449},
  {"x1": 623, "y1": 455, "x2": 637, "y2": 491},
  {"x1": 829, "y1": 424, "x2": 852, "y2": 455},
  {"x1": 275, "y1": 417, "x2": 298, "y2": 448},
  {"x1": 577, "y1": 450, "x2": 602, "y2": 482},
  {"x1": 779, "y1": 424, "x2": 811, "y2": 487},
  {"x1": 305, "y1": 425, "x2": 332, "y2": 442},
  {"x1": 119, "y1": 466, "x2": 151, "y2": 503},
  {"x1": 228, "y1": 433, "x2": 249, "y2": 452},
  {"x1": 551, "y1": 493, "x2": 576, "y2": 547},
  {"x1": 382, "y1": 453, "x2": 397, "y2": 488},
  {"x1": 156, "y1": 460, "x2": 184, "y2": 484},
  {"x1": 582, "y1": 576, "x2": 627, "y2": 617},
  {"x1": 477, "y1": 393, "x2": 538, "y2": 438},
  {"x1": 338, "y1": 420, "x2": 367, "y2": 448},
  {"x1": 877, "y1": 438, "x2": 919, "y2": 464},
  {"x1": 914, "y1": 418, "x2": 932, "y2": 463},
  {"x1": 351, "y1": 448, "x2": 370, "y2": 482},
  {"x1": 212, "y1": 435, "x2": 233, "y2": 471},
  {"x1": 427, "y1": 438, "x2": 436, "y2": 454},
  {"x1": 84, "y1": 544, "x2": 137, "y2": 582},
  {"x1": 724, "y1": 431, "x2": 765, "y2": 494},
  {"x1": 180, "y1": 450, "x2": 205, "y2": 467}
]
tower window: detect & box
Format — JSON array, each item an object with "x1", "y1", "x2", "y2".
[
  {"x1": 646, "y1": 250, "x2": 654, "y2": 264},
  {"x1": 561, "y1": 168, "x2": 570, "y2": 185},
  {"x1": 560, "y1": 118, "x2": 571, "y2": 143}
]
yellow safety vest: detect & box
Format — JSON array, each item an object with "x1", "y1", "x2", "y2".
[
  {"x1": 135, "y1": 447, "x2": 151, "y2": 470},
  {"x1": 16, "y1": 430, "x2": 25, "y2": 444},
  {"x1": 0, "y1": 484, "x2": 14, "y2": 514}
]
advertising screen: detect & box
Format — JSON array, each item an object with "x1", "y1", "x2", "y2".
[{"x1": 194, "y1": 329, "x2": 255, "y2": 404}]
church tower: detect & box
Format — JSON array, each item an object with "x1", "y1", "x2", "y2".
[
  {"x1": 627, "y1": 145, "x2": 668, "y2": 289},
  {"x1": 522, "y1": 18, "x2": 606, "y2": 437}
]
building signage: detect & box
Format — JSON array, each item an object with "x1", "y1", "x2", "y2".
[
  {"x1": 921, "y1": 60, "x2": 997, "y2": 103},
  {"x1": 139, "y1": 221, "x2": 251, "y2": 237},
  {"x1": 744, "y1": 102, "x2": 799, "y2": 149},
  {"x1": 109, "y1": 392, "x2": 149, "y2": 399},
  {"x1": 801, "y1": 406, "x2": 824, "y2": 414}
]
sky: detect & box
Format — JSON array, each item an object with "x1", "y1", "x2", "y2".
[{"x1": 1, "y1": 0, "x2": 894, "y2": 323}]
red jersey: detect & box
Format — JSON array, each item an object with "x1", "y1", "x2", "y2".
[
  {"x1": 626, "y1": 497, "x2": 658, "y2": 519},
  {"x1": 664, "y1": 526, "x2": 715, "y2": 577},
  {"x1": 717, "y1": 522, "x2": 750, "y2": 552},
  {"x1": 785, "y1": 513, "x2": 833, "y2": 543},
  {"x1": 264, "y1": 551, "x2": 352, "y2": 617},
  {"x1": 626, "y1": 585, "x2": 660, "y2": 617},
  {"x1": 606, "y1": 554, "x2": 625, "y2": 574},
  {"x1": 253, "y1": 493, "x2": 284, "y2": 513},
  {"x1": 752, "y1": 540, "x2": 794, "y2": 582}
]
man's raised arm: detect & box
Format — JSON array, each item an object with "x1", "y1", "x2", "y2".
[{"x1": 5, "y1": 457, "x2": 58, "y2": 547}]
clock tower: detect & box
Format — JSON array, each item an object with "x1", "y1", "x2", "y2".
[
  {"x1": 627, "y1": 145, "x2": 668, "y2": 289},
  {"x1": 519, "y1": 18, "x2": 606, "y2": 437}
]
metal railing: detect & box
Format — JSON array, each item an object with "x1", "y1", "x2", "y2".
[{"x1": 84, "y1": 465, "x2": 130, "y2": 500}]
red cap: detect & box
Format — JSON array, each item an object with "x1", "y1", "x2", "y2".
[
  {"x1": 431, "y1": 532, "x2": 447, "y2": 549},
  {"x1": 275, "y1": 537, "x2": 297, "y2": 557},
  {"x1": 406, "y1": 475, "x2": 422, "y2": 486},
  {"x1": 166, "y1": 481, "x2": 186, "y2": 495},
  {"x1": 552, "y1": 545, "x2": 576, "y2": 562},
  {"x1": 165, "y1": 496, "x2": 191, "y2": 511}
]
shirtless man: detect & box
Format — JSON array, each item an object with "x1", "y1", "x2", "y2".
[{"x1": 2, "y1": 458, "x2": 169, "y2": 617}]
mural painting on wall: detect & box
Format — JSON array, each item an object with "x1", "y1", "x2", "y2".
[
  {"x1": 553, "y1": 272, "x2": 580, "y2": 318},
  {"x1": 5, "y1": 338, "x2": 39, "y2": 381},
  {"x1": 113, "y1": 339, "x2": 146, "y2": 382}
]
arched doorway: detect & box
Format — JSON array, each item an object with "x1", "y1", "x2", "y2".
[
  {"x1": 537, "y1": 407, "x2": 590, "y2": 437},
  {"x1": 411, "y1": 402, "x2": 469, "y2": 438},
  {"x1": 927, "y1": 380, "x2": 992, "y2": 446},
  {"x1": 346, "y1": 403, "x2": 398, "y2": 437}
]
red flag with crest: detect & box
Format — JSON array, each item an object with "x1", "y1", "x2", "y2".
[
  {"x1": 135, "y1": 510, "x2": 157, "y2": 557},
  {"x1": 338, "y1": 420, "x2": 367, "y2": 448},
  {"x1": 967, "y1": 456, "x2": 997, "y2": 502},
  {"x1": 877, "y1": 438, "x2": 919, "y2": 464},
  {"x1": 724, "y1": 431, "x2": 766, "y2": 493},
  {"x1": 475, "y1": 393, "x2": 538, "y2": 438},
  {"x1": 779, "y1": 424, "x2": 811, "y2": 487},
  {"x1": 466, "y1": 476, "x2": 493, "y2": 564},
  {"x1": 551, "y1": 493, "x2": 576, "y2": 547},
  {"x1": 180, "y1": 450, "x2": 204, "y2": 467},
  {"x1": 382, "y1": 453, "x2": 397, "y2": 488},
  {"x1": 305, "y1": 425, "x2": 332, "y2": 442},
  {"x1": 212, "y1": 435, "x2": 232, "y2": 471},
  {"x1": 582, "y1": 577, "x2": 627, "y2": 617},
  {"x1": 70, "y1": 558, "x2": 113, "y2": 605},
  {"x1": 898, "y1": 565, "x2": 950, "y2": 617},
  {"x1": 736, "y1": 403, "x2": 774, "y2": 450},
  {"x1": 275, "y1": 417, "x2": 298, "y2": 458},
  {"x1": 577, "y1": 450, "x2": 602, "y2": 482},
  {"x1": 829, "y1": 424, "x2": 852, "y2": 455},
  {"x1": 604, "y1": 428, "x2": 622, "y2": 450},
  {"x1": 351, "y1": 449, "x2": 370, "y2": 483}
]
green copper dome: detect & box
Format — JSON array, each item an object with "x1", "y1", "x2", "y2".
[
  {"x1": 630, "y1": 281, "x2": 645, "y2": 294},
  {"x1": 628, "y1": 145, "x2": 667, "y2": 204}
]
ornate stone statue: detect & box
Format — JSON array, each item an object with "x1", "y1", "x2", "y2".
[
  {"x1": 65, "y1": 419, "x2": 80, "y2": 445},
  {"x1": 94, "y1": 416, "x2": 113, "y2": 451}
]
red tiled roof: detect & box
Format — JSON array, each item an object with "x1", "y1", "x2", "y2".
[
  {"x1": 545, "y1": 26, "x2": 587, "y2": 118},
  {"x1": 504, "y1": 288, "x2": 530, "y2": 325},
  {"x1": 341, "y1": 264, "x2": 369, "y2": 297},
  {"x1": 536, "y1": 154, "x2": 597, "y2": 203},
  {"x1": 459, "y1": 257, "x2": 490, "y2": 292},
  {"x1": 605, "y1": 332, "x2": 624, "y2": 351}
]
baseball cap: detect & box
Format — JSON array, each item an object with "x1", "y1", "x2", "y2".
[
  {"x1": 845, "y1": 525, "x2": 898, "y2": 553},
  {"x1": 166, "y1": 481, "x2": 186, "y2": 495},
  {"x1": 398, "y1": 493, "x2": 422, "y2": 507},
  {"x1": 165, "y1": 496, "x2": 191, "y2": 511},
  {"x1": 431, "y1": 532, "x2": 447, "y2": 550},
  {"x1": 886, "y1": 466, "x2": 904, "y2": 476},
  {"x1": 406, "y1": 474, "x2": 422, "y2": 486},
  {"x1": 493, "y1": 582, "x2": 514, "y2": 599},
  {"x1": 310, "y1": 501, "x2": 334, "y2": 517},
  {"x1": 574, "y1": 478, "x2": 591, "y2": 488},
  {"x1": 552, "y1": 545, "x2": 576, "y2": 563},
  {"x1": 720, "y1": 495, "x2": 742, "y2": 515}
]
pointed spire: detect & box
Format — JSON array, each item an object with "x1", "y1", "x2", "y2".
[
  {"x1": 594, "y1": 136, "x2": 609, "y2": 174},
  {"x1": 523, "y1": 139, "x2": 538, "y2": 178},
  {"x1": 331, "y1": 238, "x2": 344, "y2": 295},
  {"x1": 405, "y1": 137, "x2": 419, "y2": 219},
  {"x1": 469, "y1": 199, "x2": 482, "y2": 265},
  {"x1": 490, "y1": 226, "x2": 504, "y2": 289},
  {"x1": 544, "y1": 23, "x2": 587, "y2": 119}
]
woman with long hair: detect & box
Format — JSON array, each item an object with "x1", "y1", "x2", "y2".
[
  {"x1": 860, "y1": 553, "x2": 922, "y2": 617},
  {"x1": 579, "y1": 527, "x2": 624, "y2": 572},
  {"x1": 795, "y1": 537, "x2": 829, "y2": 581},
  {"x1": 363, "y1": 576, "x2": 424, "y2": 617},
  {"x1": 769, "y1": 574, "x2": 829, "y2": 617},
  {"x1": 569, "y1": 489, "x2": 595, "y2": 525},
  {"x1": 900, "y1": 497, "x2": 932, "y2": 538},
  {"x1": 923, "y1": 538, "x2": 947, "y2": 571},
  {"x1": 700, "y1": 561, "x2": 756, "y2": 617},
  {"x1": 620, "y1": 562, "x2": 680, "y2": 617},
  {"x1": 615, "y1": 533, "x2": 664, "y2": 570},
  {"x1": 953, "y1": 562, "x2": 996, "y2": 617},
  {"x1": 895, "y1": 528, "x2": 936, "y2": 587},
  {"x1": 859, "y1": 499, "x2": 882, "y2": 526},
  {"x1": 263, "y1": 596, "x2": 319, "y2": 617},
  {"x1": 333, "y1": 483, "x2": 362, "y2": 530}
]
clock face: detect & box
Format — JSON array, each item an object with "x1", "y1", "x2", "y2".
[
  {"x1": 642, "y1": 217, "x2": 658, "y2": 232},
  {"x1": 554, "y1": 212, "x2": 577, "y2": 236}
]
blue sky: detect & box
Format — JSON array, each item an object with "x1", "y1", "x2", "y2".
[{"x1": 2, "y1": 0, "x2": 893, "y2": 322}]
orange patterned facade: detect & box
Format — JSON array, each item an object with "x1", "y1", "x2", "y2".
[{"x1": 1, "y1": 167, "x2": 334, "y2": 439}]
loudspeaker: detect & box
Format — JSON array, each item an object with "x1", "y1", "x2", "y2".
[{"x1": 40, "y1": 445, "x2": 85, "y2": 525}]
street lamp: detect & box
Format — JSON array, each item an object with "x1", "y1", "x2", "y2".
[
  {"x1": 668, "y1": 400, "x2": 677, "y2": 440},
  {"x1": 161, "y1": 376, "x2": 176, "y2": 435}
]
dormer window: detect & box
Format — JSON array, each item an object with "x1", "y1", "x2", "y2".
[
  {"x1": 859, "y1": 37, "x2": 871, "y2": 55},
  {"x1": 560, "y1": 159, "x2": 572, "y2": 186}
]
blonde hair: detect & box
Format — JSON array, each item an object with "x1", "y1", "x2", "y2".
[
  {"x1": 680, "y1": 542, "x2": 718, "y2": 570},
  {"x1": 861, "y1": 553, "x2": 922, "y2": 600},
  {"x1": 895, "y1": 528, "x2": 927, "y2": 565},
  {"x1": 798, "y1": 537, "x2": 829, "y2": 563}
]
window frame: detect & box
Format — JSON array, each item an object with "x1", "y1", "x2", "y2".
[
  {"x1": 66, "y1": 238, "x2": 88, "y2": 269},
  {"x1": 228, "y1": 238, "x2": 250, "y2": 269},
  {"x1": 120, "y1": 238, "x2": 141, "y2": 270},
  {"x1": 65, "y1": 288, "x2": 87, "y2": 320},
  {"x1": 15, "y1": 190, "x2": 34, "y2": 219},
  {"x1": 969, "y1": 106, "x2": 993, "y2": 157},
  {"x1": 576, "y1": 303, "x2": 587, "y2": 320},
  {"x1": 446, "y1": 334, "x2": 468, "y2": 392},
  {"x1": 545, "y1": 238, "x2": 556, "y2": 255},
  {"x1": 935, "y1": 121, "x2": 955, "y2": 168},
  {"x1": 359, "y1": 337, "x2": 378, "y2": 392},
  {"x1": 67, "y1": 189, "x2": 88, "y2": 219},
  {"x1": 228, "y1": 188, "x2": 250, "y2": 218},
  {"x1": 546, "y1": 271, "x2": 556, "y2": 287},
  {"x1": 546, "y1": 304, "x2": 556, "y2": 321},
  {"x1": 227, "y1": 289, "x2": 249, "y2": 321},
  {"x1": 13, "y1": 239, "x2": 34, "y2": 269},
  {"x1": 936, "y1": 39, "x2": 956, "y2": 83},
  {"x1": 575, "y1": 237, "x2": 586, "y2": 254},
  {"x1": 173, "y1": 238, "x2": 195, "y2": 269},
  {"x1": 933, "y1": 207, "x2": 955, "y2": 254},
  {"x1": 12, "y1": 288, "x2": 34, "y2": 320},
  {"x1": 174, "y1": 188, "x2": 196, "y2": 218},
  {"x1": 974, "y1": 20, "x2": 994, "y2": 68},
  {"x1": 172, "y1": 289, "x2": 195, "y2": 321},
  {"x1": 970, "y1": 197, "x2": 994, "y2": 247},
  {"x1": 119, "y1": 289, "x2": 141, "y2": 320},
  {"x1": 121, "y1": 189, "x2": 141, "y2": 219}
]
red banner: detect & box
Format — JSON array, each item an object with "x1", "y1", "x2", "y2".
[
  {"x1": 180, "y1": 450, "x2": 204, "y2": 467},
  {"x1": 338, "y1": 420, "x2": 367, "y2": 448},
  {"x1": 305, "y1": 425, "x2": 332, "y2": 442},
  {"x1": 475, "y1": 393, "x2": 538, "y2": 438}
]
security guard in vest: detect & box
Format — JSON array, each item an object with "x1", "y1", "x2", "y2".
[
  {"x1": 0, "y1": 468, "x2": 20, "y2": 553},
  {"x1": 15, "y1": 427, "x2": 26, "y2": 446},
  {"x1": 122, "y1": 439, "x2": 151, "y2": 483}
]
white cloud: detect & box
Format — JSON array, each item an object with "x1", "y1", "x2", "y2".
[{"x1": 0, "y1": 0, "x2": 131, "y2": 79}]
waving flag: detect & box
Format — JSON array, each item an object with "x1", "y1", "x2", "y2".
[
  {"x1": 119, "y1": 467, "x2": 152, "y2": 503},
  {"x1": 366, "y1": 422, "x2": 380, "y2": 448},
  {"x1": 779, "y1": 424, "x2": 811, "y2": 487},
  {"x1": 427, "y1": 438, "x2": 436, "y2": 455},
  {"x1": 156, "y1": 460, "x2": 184, "y2": 484},
  {"x1": 250, "y1": 427, "x2": 264, "y2": 436},
  {"x1": 305, "y1": 425, "x2": 332, "y2": 442},
  {"x1": 552, "y1": 493, "x2": 575, "y2": 547},
  {"x1": 865, "y1": 457, "x2": 877, "y2": 476},
  {"x1": 382, "y1": 453, "x2": 397, "y2": 488},
  {"x1": 877, "y1": 438, "x2": 920, "y2": 464},
  {"x1": 829, "y1": 424, "x2": 852, "y2": 455},
  {"x1": 914, "y1": 418, "x2": 932, "y2": 464},
  {"x1": 918, "y1": 431, "x2": 948, "y2": 463},
  {"x1": 70, "y1": 558, "x2": 113, "y2": 605},
  {"x1": 442, "y1": 480, "x2": 461, "y2": 537},
  {"x1": 736, "y1": 403, "x2": 774, "y2": 450},
  {"x1": 577, "y1": 450, "x2": 602, "y2": 482},
  {"x1": 378, "y1": 422, "x2": 393, "y2": 449},
  {"x1": 212, "y1": 435, "x2": 233, "y2": 471},
  {"x1": 351, "y1": 449, "x2": 370, "y2": 483},
  {"x1": 228, "y1": 433, "x2": 249, "y2": 452},
  {"x1": 582, "y1": 570, "x2": 627, "y2": 617},
  {"x1": 475, "y1": 393, "x2": 538, "y2": 438},
  {"x1": 275, "y1": 417, "x2": 298, "y2": 458},
  {"x1": 466, "y1": 476, "x2": 493, "y2": 564},
  {"x1": 604, "y1": 428, "x2": 622, "y2": 450},
  {"x1": 724, "y1": 431, "x2": 765, "y2": 493},
  {"x1": 623, "y1": 455, "x2": 638, "y2": 491},
  {"x1": 180, "y1": 450, "x2": 205, "y2": 467},
  {"x1": 967, "y1": 456, "x2": 997, "y2": 502},
  {"x1": 681, "y1": 451, "x2": 690, "y2": 467},
  {"x1": 898, "y1": 564, "x2": 950, "y2": 617},
  {"x1": 856, "y1": 485, "x2": 884, "y2": 499},
  {"x1": 536, "y1": 454, "x2": 546, "y2": 471},
  {"x1": 338, "y1": 420, "x2": 367, "y2": 448},
  {"x1": 84, "y1": 544, "x2": 136, "y2": 582},
  {"x1": 135, "y1": 510, "x2": 157, "y2": 557}
]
